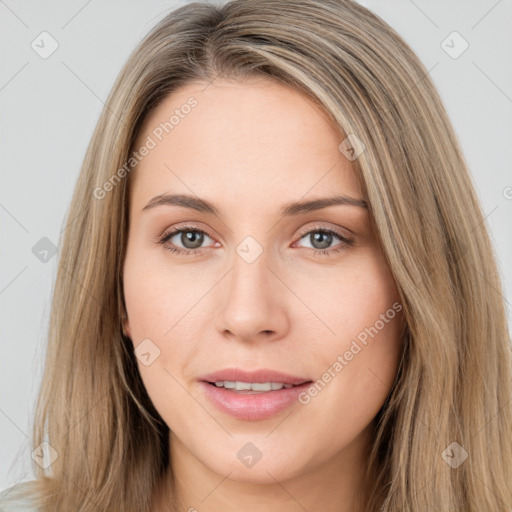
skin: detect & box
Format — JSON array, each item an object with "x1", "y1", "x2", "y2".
[{"x1": 122, "y1": 77, "x2": 404, "y2": 512}]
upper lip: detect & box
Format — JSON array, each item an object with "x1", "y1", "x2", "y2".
[{"x1": 199, "y1": 368, "x2": 312, "y2": 386}]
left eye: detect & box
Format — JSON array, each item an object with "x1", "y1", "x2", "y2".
[
  {"x1": 158, "y1": 227, "x2": 353, "y2": 257},
  {"x1": 295, "y1": 229, "x2": 352, "y2": 253}
]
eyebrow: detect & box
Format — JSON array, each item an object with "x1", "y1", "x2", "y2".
[{"x1": 142, "y1": 193, "x2": 368, "y2": 216}]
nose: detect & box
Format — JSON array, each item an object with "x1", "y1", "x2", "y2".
[{"x1": 214, "y1": 246, "x2": 290, "y2": 343}]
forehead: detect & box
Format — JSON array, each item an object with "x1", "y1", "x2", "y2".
[{"x1": 129, "y1": 77, "x2": 363, "y2": 211}]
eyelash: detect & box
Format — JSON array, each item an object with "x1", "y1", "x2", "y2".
[{"x1": 158, "y1": 224, "x2": 354, "y2": 257}]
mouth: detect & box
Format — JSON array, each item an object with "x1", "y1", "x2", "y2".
[
  {"x1": 199, "y1": 367, "x2": 312, "y2": 387},
  {"x1": 203, "y1": 380, "x2": 312, "y2": 394},
  {"x1": 198, "y1": 369, "x2": 314, "y2": 421}
]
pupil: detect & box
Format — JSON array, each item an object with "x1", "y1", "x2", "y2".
[
  {"x1": 312, "y1": 232, "x2": 331, "y2": 249},
  {"x1": 182, "y1": 231, "x2": 203, "y2": 249}
]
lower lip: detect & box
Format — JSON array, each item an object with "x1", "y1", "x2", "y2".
[{"x1": 200, "y1": 381, "x2": 312, "y2": 421}]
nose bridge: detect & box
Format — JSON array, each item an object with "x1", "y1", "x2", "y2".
[
  {"x1": 228, "y1": 241, "x2": 273, "y2": 310},
  {"x1": 214, "y1": 237, "x2": 289, "y2": 341}
]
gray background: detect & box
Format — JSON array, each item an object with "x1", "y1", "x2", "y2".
[{"x1": 1, "y1": 0, "x2": 511, "y2": 490}]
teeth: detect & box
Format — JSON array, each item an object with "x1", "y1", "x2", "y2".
[{"x1": 213, "y1": 381, "x2": 294, "y2": 391}]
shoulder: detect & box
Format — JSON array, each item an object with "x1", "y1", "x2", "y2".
[{"x1": 0, "y1": 480, "x2": 41, "y2": 512}]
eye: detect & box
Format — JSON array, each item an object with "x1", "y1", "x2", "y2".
[
  {"x1": 294, "y1": 227, "x2": 353, "y2": 256},
  {"x1": 158, "y1": 225, "x2": 353, "y2": 257},
  {"x1": 158, "y1": 226, "x2": 217, "y2": 256}
]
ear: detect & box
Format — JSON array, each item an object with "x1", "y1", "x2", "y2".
[{"x1": 122, "y1": 315, "x2": 132, "y2": 339}]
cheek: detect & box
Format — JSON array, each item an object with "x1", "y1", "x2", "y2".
[
  {"x1": 294, "y1": 249, "x2": 401, "y2": 348},
  {"x1": 122, "y1": 250, "x2": 201, "y2": 420},
  {"x1": 294, "y1": 250, "x2": 403, "y2": 416},
  {"x1": 123, "y1": 243, "x2": 201, "y2": 340},
  {"x1": 123, "y1": 245, "x2": 214, "y2": 393}
]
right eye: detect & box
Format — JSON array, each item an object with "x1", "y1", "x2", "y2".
[{"x1": 158, "y1": 226, "x2": 218, "y2": 256}]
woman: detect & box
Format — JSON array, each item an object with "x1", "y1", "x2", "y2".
[{"x1": 1, "y1": 0, "x2": 511, "y2": 510}]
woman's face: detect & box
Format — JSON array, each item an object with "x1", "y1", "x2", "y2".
[{"x1": 123, "y1": 77, "x2": 403, "y2": 486}]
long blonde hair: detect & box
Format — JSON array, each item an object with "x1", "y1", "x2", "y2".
[{"x1": 24, "y1": 0, "x2": 512, "y2": 510}]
